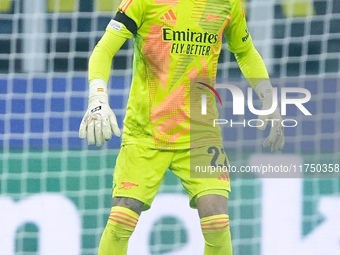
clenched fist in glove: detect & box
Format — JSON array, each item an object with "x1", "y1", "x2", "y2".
[
  {"x1": 79, "y1": 79, "x2": 121, "y2": 146},
  {"x1": 255, "y1": 80, "x2": 285, "y2": 152}
]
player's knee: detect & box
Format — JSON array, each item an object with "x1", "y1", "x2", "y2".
[
  {"x1": 112, "y1": 197, "x2": 144, "y2": 215},
  {"x1": 196, "y1": 194, "x2": 228, "y2": 218}
]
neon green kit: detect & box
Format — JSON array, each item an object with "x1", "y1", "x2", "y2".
[
  {"x1": 86, "y1": 0, "x2": 274, "y2": 215},
  {"x1": 88, "y1": 1, "x2": 273, "y2": 252},
  {"x1": 92, "y1": 0, "x2": 258, "y2": 150}
]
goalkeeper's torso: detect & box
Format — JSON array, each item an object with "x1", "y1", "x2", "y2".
[{"x1": 120, "y1": 0, "x2": 250, "y2": 149}]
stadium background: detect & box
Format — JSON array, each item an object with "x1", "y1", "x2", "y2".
[{"x1": 0, "y1": 0, "x2": 339, "y2": 254}]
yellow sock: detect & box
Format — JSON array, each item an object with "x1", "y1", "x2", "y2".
[
  {"x1": 200, "y1": 214, "x2": 232, "y2": 255},
  {"x1": 98, "y1": 206, "x2": 139, "y2": 255}
]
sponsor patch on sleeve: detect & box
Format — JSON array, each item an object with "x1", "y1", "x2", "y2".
[{"x1": 108, "y1": 19, "x2": 123, "y2": 31}]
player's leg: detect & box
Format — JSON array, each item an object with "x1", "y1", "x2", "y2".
[
  {"x1": 112, "y1": 197, "x2": 144, "y2": 215},
  {"x1": 170, "y1": 146, "x2": 232, "y2": 255},
  {"x1": 196, "y1": 194, "x2": 228, "y2": 218},
  {"x1": 196, "y1": 194, "x2": 232, "y2": 255},
  {"x1": 98, "y1": 144, "x2": 172, "y2": 255}
]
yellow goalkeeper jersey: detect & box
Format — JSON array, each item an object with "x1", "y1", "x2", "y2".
[{"x1": 114, "y1": 0, "x2": 252, "y2": 149}]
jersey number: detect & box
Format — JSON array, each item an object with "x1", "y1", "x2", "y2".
[{"x1": 207, "y1": 146, "x2": 228, "y2": 167}]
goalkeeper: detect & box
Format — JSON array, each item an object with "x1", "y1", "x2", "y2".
[{"x1": 79, "y1": 0, "x2": 285, "y2": 254}]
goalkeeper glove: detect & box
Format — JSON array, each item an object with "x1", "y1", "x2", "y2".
[
  {"x1": 255, "y1": 80, "x2": 285, "y2": 152},
  {"x1": 79, "y1": 79, "x2": 121, "y2": 146}
]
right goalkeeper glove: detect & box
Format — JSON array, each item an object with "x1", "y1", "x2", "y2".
[
  {"x1": 255, "y1": 80, "x2": 285, "y2": 152},
  {"x1": 79, "y1": 79, "x2": 121, "y2": 146}
]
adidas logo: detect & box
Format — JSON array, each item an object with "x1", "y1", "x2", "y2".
[{"x1": 160, "y1": 9, "x2": 177, "y2": 23}]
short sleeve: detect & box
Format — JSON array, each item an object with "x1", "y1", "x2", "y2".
[{"x1": 224, "y1": 0, "x2": 253, "y2": 53}]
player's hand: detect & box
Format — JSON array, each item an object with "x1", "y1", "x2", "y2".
[
  {"x1": 79, "y1": 79, "x2": 121, "y2": 146},
  {"x1": 255, "y1": 81, "x2": 285, "y2": 152}
]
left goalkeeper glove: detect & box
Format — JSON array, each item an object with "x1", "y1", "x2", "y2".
[{"x1": 255, "y1": 80, "x2": 285, "y2": 152}]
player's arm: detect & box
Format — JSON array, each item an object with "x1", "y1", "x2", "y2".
[
  {"x1": 79, "y1": 12, "x2": 136, "y2": 146},
  {"x1": 223, "y1": 0, "x2": 285, "y2": 151},
  {"x1": 235, "y1": 45, "x2": 285, "y2": 151}
]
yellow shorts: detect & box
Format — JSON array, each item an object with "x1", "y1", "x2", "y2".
[{"x1": 112, "y1": 144, "x2": 231, "y2": 210}]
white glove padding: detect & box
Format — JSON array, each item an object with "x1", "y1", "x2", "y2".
[
  {"x1": 255, "y1": 81, "x2": 285, "y2": 152},
  {"x1": 79, "y1": 79, "x2": 121, "y2": 146}
]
